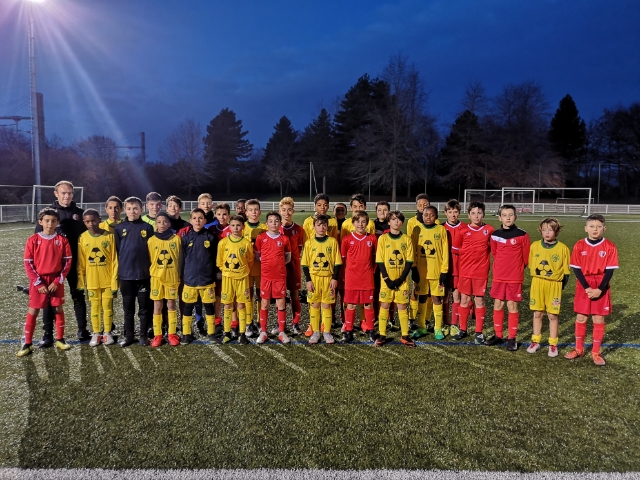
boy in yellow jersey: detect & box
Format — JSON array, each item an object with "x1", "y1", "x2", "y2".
[
  {"x1": 216, "y1": 215, "x2": 254, "y2": 344},
  {"x1": 411, "y1": 205, "x2": 449, "y2": 340},
  {"x1": 527, "y1": 218, "x2": 570, "y2": 357},
  {"x1": 142, "y1": 192, "x2": 162, "y2": 228},
  {"x1": 148, "y1": 212, "x2": 182, "y2": 347},
  {"x1": 99, "y1": 196, "x2": 123, "y2": 233},
  {"x1": 242, "y1": 199, "x2": 267, "y2": 337},
  {"x1": 406, "y1": 193, "x2": 432, "y2": 328},
  {"x1": 302, "y1": 193, "x2": 340, "y2": 242},
  {"x1": 340, "y1": 193, "x2": 375, "y2": 240},
  {"x1": 302, "y1": 214, "x2": 342, "y2": 344},
  {"x1": 375, "y1": 211, "x2": 414, "y2": 347},
  {"x1": 77, "y1": 209, "x2": 119, "y2": 346}
]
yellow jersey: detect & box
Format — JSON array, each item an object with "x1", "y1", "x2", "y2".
[
  {"x1": 376, "y1": 232, "x2": 414, "y2": 281},
  {"x1": 243, "y1": 221, "x2": 267, "y2": 276},
  {"x1": 148, "y1": 234, "x2": 181, "y2": 284},
  {"x1": 406, "y1": 215, "x2": 440, "y2": 238},
  {"x1": 340, "y1": 217, "x2": 375, "y2": 241},
  {"x1": 301, "y1": 236, "x2": 342, "y2": 277},
  {"x1": 528, "y1": 239, "x2": 571, "y2": 282},
  {"x1": 217, "y1": 235, "x2": 254, "y2": 279},
  {"x1": 411, "y1": 223, "x2": 449, "y2": 279},
  {"x1": 303, "y1": 215, "x2": 340, "y2": 243},
  {"x1": 99, "y1": 219, "x2": 122, "y2": 234},
  {"x1": 77, "y1": 230, "x2": 118, "y2": 291}
]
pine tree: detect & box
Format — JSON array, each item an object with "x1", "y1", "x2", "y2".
[
  {"x1": 549, "y1": 94, "x2": 587, "y2": 183},
  {"x1": 299, "y1": 108, "x2": 335, "y2": 193},
  {"x1": 263, "y1": 116, "x2": 304, "y2": 197}
]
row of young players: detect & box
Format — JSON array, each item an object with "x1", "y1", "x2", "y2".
[{"x1": 18, "y1": 190, "x2": 618, "y2": 366}]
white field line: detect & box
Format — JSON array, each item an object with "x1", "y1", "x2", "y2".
[
  {"x1": 376, "y1": 346, "x2": 403, "y2": 358},
  {"x1": 123, "y1": 349, "x2": 142, "y2": 372},
  {"x1": 228, "y1": 346, "x2": 247, "y2": 358},
  {"x1": 428, "y1": 345, "x2": 500, "y2": 373},
  {"x1": 294, "y1": 343, "x2": 334, "y2": 362},
  {"x1": 262, "y1": 346, "x2": 306, "y2": 374},
  {"x1": 33, "y1": 353, "x2": 49, "y2": 381},
  {"x1": 91, "y1": 348, "x2": 105, "y2": 375},
  {"x1": 206, "y1": 344, "x2": 238, "y2": 367},
  {"x1": 103, "y1": 345, "x2": 117, "y2": 367},
  {"x1": 146, "y1": 350, "x2": 159, "y2": 367},
  {"x1": 64, "y1": 346, "x2": 81, "y2": 382},
  {"x1": 0, "y1": 468, "x2": 637, "y2": 479},
  {"x1": 325, "y1": 349, "x2": 348, "y2": 360}
]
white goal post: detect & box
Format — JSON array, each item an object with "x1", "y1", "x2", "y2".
[
  {"x1": 31, "y1": 184, "x2": 84, "y2": 222},
  {"x1": 501, "y1": 187, "x2": 593, "y2": 216}
]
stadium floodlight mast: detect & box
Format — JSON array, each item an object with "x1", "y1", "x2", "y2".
[{"x1": 27, "y1": 0, "x2": 44, "y2": 205}]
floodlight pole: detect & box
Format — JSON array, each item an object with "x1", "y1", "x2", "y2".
[
  {"x1": 28, "y1": 1, "x2": 42, "y2": 205},
  {"x1": 597, "y1": 162, "x2": 602, "y2": 204},
  {"x1": 309, "y1": 162, "x2": 312, "y2": 202}
]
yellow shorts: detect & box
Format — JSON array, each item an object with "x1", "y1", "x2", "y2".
[
  {"x1": 415, "y1": 278, "x2": 445, "y2": 297},
  {"x1": 221, "y1": 276, "x2": 250, "y2": 305},
  {"x1": 529, "y1": 277, "x2": 562, "y2": 314},
  {"x1": 307, "y1": 275, "x2": 336, "y2": 305},
  {"x1": 182, "y1": 283, "x2": 216, "y2": 303},
  {"x1": 150, "y1": 278, "x2": 180, "y2": 301},
  {"x1": 87, "y1": 288, "x2": 113, "y2": 301},
  {"x1": 379, "y1": 280, "x2": 410, "y2": 304}
]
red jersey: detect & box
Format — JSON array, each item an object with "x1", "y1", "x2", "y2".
[
  {"x1": 280, "y1": 223, "x2": 304, "y2": 276},
  {"x1": 340, "y1": 232, "x2": 377, "y2": 290},
  {"x1": 211, "y1": 224, "x2": 231, "y2": 241},
  {"x1": 24, "y1": 232, "x2": 73, "y2": 286},
  {"x1": 570, "y1": 238, "x2": 619, "y2": 276},
  {"x1": 490, "y1": 226, "x2": 531, "y2": 283},
  {"x1": 444, "y1": 221, "x2": 466, "y2": 277},
  {"x1": 458, "y1": 223, "x2": 494, "y2": 280},
  {"x1": 255, "y1": 232, "x2": 291, "y2": 282}
]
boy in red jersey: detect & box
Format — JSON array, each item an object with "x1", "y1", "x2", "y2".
[
  {"x1": 255, "y1": 211, "x2": 292, "y2": 344},
  {"x1": 443, "y1": 199, "x2": 465, "y2": 337},
  {"x1": 565, "y1": 214, "x2": 618, "y2": 366},
  {"x1": 279, "y1": 197, "x2": 305, "y2": 335},
  {"x1": 341, "y1": 211, "x2": 378, "y2": 343},
  {"x1": 454, "y1": 201, "x2": 494, "y2": 343},
  {"x1": 18, "y1": 208, "x2": 73, "y2": 356},
  {"x1": 485, "y1": 205, "x2": 531, "y2": 351}
]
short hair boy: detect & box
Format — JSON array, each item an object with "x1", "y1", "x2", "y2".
[
  {"x1": 18, "y1": 208, "x2": 73, "y2": 356},
  {"x1": 279, "y1": 197, "x2": 305, "y2": 334},
  {"x1": 302, "y1": 214, "x2": 342, "y2": 345},
  {"x1": 454, "y1": 201, "x2": 494, "y2": 343},
  {"x1": 302, "y1": 193, "x2": 340, "y2": 243},
  {"x1": 527, "y1": 218, "x2": 570, "y2": 357},
  {"x1": 198, "y1": 193, "x2": 215, "y2": 224},
  {"x1": 565, "y1": 215, "x2": 618, "y2": 366},
  {"x1": 142, "y1": 192, "x2": 162, "y2": 227},
  {"x1": 374, "y1": 201, "x2": 390, "y2": 237},
  {"x1": 410, "y1": 205, "x2": 449, "y2": 340},
  {"x1": 375, "y1": 210, "x2": 415, "y2": 347},
  {"x1": 114, "y1": 196, "x2": 155, "y2": 347},
  {"x1": 242, "y1": 199, "x2": 267, "y2": 337},
  {"x1": 255, "y1": 211, "x2": 292, "y2": 344},
  {"x1": 340, "y1": 193, "x2": 375, "y2": 240},
  {"x1": 235, "y1": 198, "x2": 247, "y2": 220},
  {"x1": 406, "y1": 193, "x2": 430, "y2": 239},
  {"x1": 77, "y1": 209, "x2": 119, "y2": 346},
  {"x1": 341, "y1": 211, "x2": 378, "y2": 343},
  {"x1": 333, "y1": 203, "x2": 347, "y2": 231},
  {"x1": 100, "y1": 196, "x2": 123, "y2": 233},
  {"x1": 166, "y1": 195, "x2": 189, "y2": 232},
  {"x1": 216, "y1": 215, "x2": 254, "y2": 344},
  {"x1": 485, "y1": 205, "x2": 531, "y2": 351},
  {"x1": 443, "y1": 199, "x2": 464, "y2": 337}
]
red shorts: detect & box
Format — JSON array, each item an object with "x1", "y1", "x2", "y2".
[
  {"x1": 458, "y1": 277, "x2": 487, "y2": 297},
  {"x1": 574, "y1": 274, "x2": 612, "y2": 316},
  {"x1": 29, "y1": 276, "x2": 65, "y2": 309},
  {"x1": 490, "y1": 282, "x2": 523, "y2": 302},
  {"x1": 260, "y1": 279, "x2": 287, "y2": 299},
  {"x1": 344, "y1": 289, "x2": 375, "y2": 305}
]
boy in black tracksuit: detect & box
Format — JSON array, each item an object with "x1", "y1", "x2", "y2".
[
  {"x1": 180, "y1": 208, "x2": 219, "y2": 343},
  {"x1": 114, "y1": 196, "x2": 155, "y2": 347}
]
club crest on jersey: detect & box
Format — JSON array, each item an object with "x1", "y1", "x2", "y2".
[
  {"x1": 510, "y1": 239, "x2": 516, "y2": 245},
  {"x1": 483, "y1": 230, "x2": 489, "y2": 236},
  {"x1": 434, "y1": 233, "x2": 441, "y2": 240},
  {"x1": 581, "y1": 251, "x2": 587, "y2": 256},
  {"x1": 204, "y1": 240, "x2": 210, "y2": 248},
  {"x1": 169, "y1": 242, "x2": 176, "y2": 249},
  {"x1": 239, "y1": 247, "x2": 246, "y2": 256},
  {"x1": 599, "y1": 251, "x2": 606, "y2": 257},
  {"x1": 551, "y1": 254, "x2": 560, "y2": 262},
  {"x1": 367, "y1": 241, "x2": 372, "y2": 247},
  {"x1": 122, "y1": 229, "x2": 127, "y2": 236},
  {"x1": 55, "y1": 240, "x2": 60, "y2": 246},
  {"x1": 326, "y1": 246, "x2": 332, "y2": 254},
  {"x1": 73, "y1": 214, "x2": 79, "y2": 220},
  {"x1": 141, "y1": 230, "x2": 147, "y2": 238},
  {"x1": 277, "y1": 241, "x2": 282, "y2": 247}
]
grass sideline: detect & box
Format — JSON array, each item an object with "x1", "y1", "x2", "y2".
[{"x1": 0, "y1": 214, "x2": 639, "y2": 472}]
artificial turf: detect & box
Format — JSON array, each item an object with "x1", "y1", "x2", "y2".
[{"x1": 0, "y1": 214, "x2": 639, "y2": 472}]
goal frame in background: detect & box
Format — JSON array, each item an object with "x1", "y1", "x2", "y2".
[
  {"x1": 499, "y1": 188, "x2": 536, "y2": 213},
  {"x1": 31, "y1": 184, "x2": 84, "y2": 222},
  {"x1": 501, "y1": 187, "x2": 592, "y2": 216},
  {"x1": 462, "y1": 189, "x2": 503, "y2": 212}
]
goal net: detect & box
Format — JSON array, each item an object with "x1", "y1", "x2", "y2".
[
  {"x1": 500, "y1": 189, "x2": 536, "y2": 214},
  {"x1": 32, "y1": 184, "x2": 84, "y2": 222},
  {"x1": 502, "y1": 187, "x2": 593, "y2": 216}
]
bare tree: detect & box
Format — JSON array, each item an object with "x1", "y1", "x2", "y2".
[{"x1": 159, "y1": 119, "x2": 207, "y2": 197}]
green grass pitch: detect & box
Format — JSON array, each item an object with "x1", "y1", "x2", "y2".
[{"x1": 0, "y1": 213, "x2": 639, "y2": 472}]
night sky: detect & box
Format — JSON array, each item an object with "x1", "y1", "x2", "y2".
[{"x1": 1, "y1": 0, "x2": 639, "y2": 160}]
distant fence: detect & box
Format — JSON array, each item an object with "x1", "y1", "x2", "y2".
[{"x1": 2, "y1": 201, "x2": 640, "y2": 224}]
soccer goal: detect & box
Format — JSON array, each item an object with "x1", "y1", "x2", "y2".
[
  {"x1": 501, "y1": 187, "x2": 592, "y2": 216},
  {"x1": 500, "y1": 188, "x2": 536, "y2": 214},
  {"x1": 31, "y1": 184, "x2": 84, "y2": 222}
]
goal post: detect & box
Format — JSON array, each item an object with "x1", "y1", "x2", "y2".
[
  {"x1": 501, "y1": 187, "x2": 593, "y2": 216},
  {"x1": 463, "y1": 189, "x2": 503, "y2": 213},
  {"x1": 500, "y1": 189, "x2": 536, "y2": 214},
  {"x1": 31, "y1": 184, "x2": 84, "y2": 222}
]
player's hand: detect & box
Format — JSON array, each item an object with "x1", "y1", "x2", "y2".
[
  {"x1": 439, "y1": 273, "x2": 448, "y2": 286},
  {"x1": 47, "y1": 283, "x2": 58, "y2": 293},
  {"x1": 392, "y1": 278, "x2": 403, "y2": 289},
  {"x1": 37, "y1": 286, "x2": 48, "y2": 294},
  {"x1": 589, "y1": 288, "x2": 603, "y2": 299},
  {"x1": 216, "y1": 272, "x2": 222, "y2": 281},
  {"x1": 384, "y1": 278, "x2": 395, "y2": 290},
  {"x1": 329, "y1": 279, "x2": 338, "y2": 293},
  {"x1": 112, "y1": 290, "x2": 118, "y2": 298},
  {"x1": 306, "y1": 280, "x2": 315, "y2": 293}
]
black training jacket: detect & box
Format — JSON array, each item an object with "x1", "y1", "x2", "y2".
[
  {"x1": 181, "y1": 228, "x2": 219, "y2": 287},
  {"x1": 114, "y1": 219, "x2": 155, "y2": 281}
]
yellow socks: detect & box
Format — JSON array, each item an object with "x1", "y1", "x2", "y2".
[
  {"x1": 245, "y1": 301, "x2": 254, "y2": 324},
  {"x1": 322, "y1": 307, "x2": 332, "y2": 332},
  {"x1": 532, "y1": 334, "x2": 542, "y2": 344},
  {"x1": 153, "y1": 314, "x2": 163, "y2": 336},
  {"x1": 90, "y1": 298, "x2": 101, "y2": 333},
  {"x1": 206, "y1": 314, "x2": 215, "y2": 335},
  {"x1": 238, "y1": 308, "x2": 247, "y2": 333},
  {"x1": 224, "y1": 308, "x2": 232, "y2": 333},
  {"x1": 433, "y1": 303, "x2": 443, "y2": 331},
  {"x1": 379, "y1": 307, "x2": 389, "y2": 336},
  {"x1": 183, "y1": 315, "x2": 193, "y2": 335},
  {"x1": 310, "y1": 306, "x2": 320, "y2": 332},
  {"x1": 168, "y1": 310, "x2": 177, "y2": 335},
  {"x1": 103, "y1": 297, "x2": 113, "y2": 333},
  {"x1": 410, "y1": 299, "x2": 418, "y2": 319},
  {"x1": 548, "y1": 336, "x2": 558, "y2": 346},
  {"x1": 417, "y1": 303, "x2": 427, "y2": 329},
  {"x1": 398, "y1": 309, "x2": 409, "y2": 336}
]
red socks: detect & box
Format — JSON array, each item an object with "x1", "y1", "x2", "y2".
[
  {"x1": 451, "y1": 302, "x2": 459, "y2": 326},
  {"x1": 474, "y1": 307, "x2": 486, "y2": 334},
  {"x1": 507, "y1": 312, "x2": 519, "y2": 339},
  {"x1": 291, "y1": 296, "x2": 301, "y2": 324},
  {"x1": 575, "y1": 322, "x2": 587, "y2": 350},
  {"x1": 24, "y1": 312, "x2": 37, "y2": 344},
  {"x1": 364, "y1": 307, "x2": 375, "y2": 332},
  {"x1": 215, "y1": 317, "x2": 222, "y2": 325},
  {"x1": 493, "y1": 309, "x2": 505, "y2": 338},
  {"x1": 55, "y1": 311, "x2": 65, "y2": 340},
  {"x1": 259, "y1": 308, "x2": 268, "y2": 332},
  {"x1": 458, "y1": 305, "x2": 470, "y2": 331},
  {"x1": 278, "y1": 309, "x2": 286, "y2": 332},
  {"x1": 592, "y1": 323, "x2": 605, "y2": 354},
  {"x1": 344, "y1": 308, "x2": 355, "y2": 332}
]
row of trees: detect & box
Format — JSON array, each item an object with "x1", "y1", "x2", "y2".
[{"x1": 1, "y1": 54, "x2": 639, "y2": 202}]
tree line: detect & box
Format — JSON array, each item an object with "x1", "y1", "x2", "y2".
[{"x1": 1, "y1": 54, "x2": 639, "y2": 203}]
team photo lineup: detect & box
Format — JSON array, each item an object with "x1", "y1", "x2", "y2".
[{"x1": 19, "y1": 180, "x2": 618, "y2": 366}]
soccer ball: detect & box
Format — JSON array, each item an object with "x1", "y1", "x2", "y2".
[
  {"x1": 389, "y1": 249, "x2": 404, "y2": 266},
  {"x1": 225, "y1": 253, "x2": 240, "y2": 270},
  {"x1": 535, "y1": 260, "x2": 553, "y2": 277},
  {"x1": 313, "y1": 252, "x2": 329, "y2": 269},
  {"x1": 422, "y1": 240, "x2": 436, "y2": 256},
  {"x1": 157, "y1": 249, "x2": 173, "y2": 266},
  {"x1": 88, "y1": 247, "x2": 106, "y2": 264}
]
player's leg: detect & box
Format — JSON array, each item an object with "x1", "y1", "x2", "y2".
[
  {"x1": 102, "y1": 289, "x2": 114, "y2": 341},
  {"x1": 151, "y1": 295, "x2": 165, "y2": 347},
  {"x1": 136, "y1": 279, "x2": 152, "y2": 345},
  {"x1": 257, "y1": 295, "x2": 270, "y2": 344},
  {"x1": 472, "y1": 280, "x2": 487, "y2": 344},
  {"x1": 432, "y1": 294, "x2": 445, "y2": 340},
  {"x1": 547, "y1": 313, "x2": 559, "y2": 357},
  {"x1": 565, "y1": 313, "x2": 588, "y2": 360},
  {"x1": 412, "y1": 293, "x2": 429, "y2": 339},
  {"x1": 67, "y1": 265, "x2": 89, "y2": 340},
  {"x1": 18, "y1": 306, "x2": 40, "y2": 356},
  {"x1": 88, "y1": 290, "x2": 102, "y2": 346},
  {"x1": 166, "y1": 299, "x2": 180, "y2": 346},
  {"x1": 181, "y1": 298, "x2": 197, "y2": 344},
  {"x1": 528, "y1": 311, "x2": 544, "y2": 354},
  {"x1": 119, "y1": 280, "x2": 137, "y2": 346},
  {"x1": 275, "y1": 297, "x2": 289, "y2": 344},
  {"x1": 591, "y1": 315, "x2": 606, "y2": 365},
  {"x1": 378, "y1": 301, "x2": 391, "y2": 339},
  {"x1": 505, "y1": 299, "x2": 520, "y2": 351},
  {"x1": 490, "y1": 296, "x2": 505, "y2": 343},
  {"x1": 53, "y1": 304, "x2": 71, "y2": 351}
]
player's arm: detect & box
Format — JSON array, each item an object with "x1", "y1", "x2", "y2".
[
  {"x1": 58, "y1": 238, "x2": 73, "y2": 285},
  {"x1": 110, "y1": 240, "x2": 119, "y2": 293},
  {"x1": 246, "y1": 241, "x2": 255, "y2": 269},
  {"x1": 77, "y1": 238, "x2": 86, "y2": 290},
  {"x1": 523, "y1": 233, "x2": 531, "y2": 267},
  {"x1": 284, "y1": 237, "x2": 292, "y2": 264},
  {"x1": 23, "y1": 238, "x2": 42, "y2": 286},
  {"x1": 572, "y1": 267, "x2": 590, "y2": 289}
]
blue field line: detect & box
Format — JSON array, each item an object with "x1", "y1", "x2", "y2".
[{"x1": 1, "y1": 338, "x2": 640, "y2": 349}]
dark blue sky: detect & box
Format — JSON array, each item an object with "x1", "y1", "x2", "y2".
[{"x1": 1, "y1": 0, "x2": 639, "y2": 161}]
